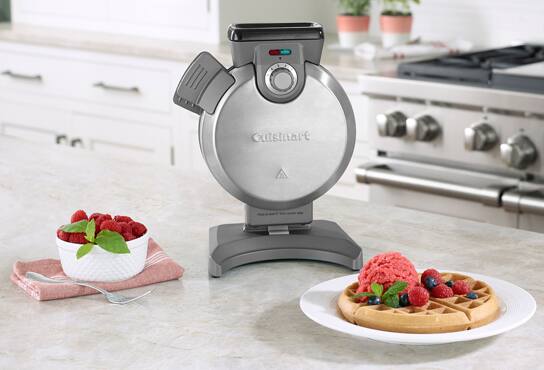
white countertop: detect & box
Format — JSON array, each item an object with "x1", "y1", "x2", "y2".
[
  {"x1": 0, "y1": 23, "x2": 401, "y2": 81},
  {"x1": 0, "y1": 136, "x2": 542, "y2": 369}
]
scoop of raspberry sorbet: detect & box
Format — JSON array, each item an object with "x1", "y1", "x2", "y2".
[{"x1": 356, "y1": 252, "x2": 418, "y2": 294}]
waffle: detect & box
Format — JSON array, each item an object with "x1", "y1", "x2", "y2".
[{"x1": 337, "y1": 272, "x2": 500, "y2": 334}]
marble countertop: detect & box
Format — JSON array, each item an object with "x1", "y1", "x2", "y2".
[
  {"x1": 0, "y1": 23, "x2": 401, "y2": 81},
  {"x1": 0, "y1": 136, "x2": 542, "y2": 369}
]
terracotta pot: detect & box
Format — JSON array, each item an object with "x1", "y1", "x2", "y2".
[
  {"x1": 336, "y1": 15, "x2": 370, "y2": 48},
  {"x1": 380, "y1": 15, "x2": 413, "y2": 48}
]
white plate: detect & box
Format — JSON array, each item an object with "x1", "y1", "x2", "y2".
[{"x1": 299, "y1": 270, "x2": 536, "y2": 345}]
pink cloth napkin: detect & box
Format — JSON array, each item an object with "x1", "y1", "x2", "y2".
[{"x1": 11, "y1": 238, "x2": 184, "y2": 301}]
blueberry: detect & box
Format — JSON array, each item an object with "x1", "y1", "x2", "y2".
[
  {"x1": 367, "y1": 296, "x2": 381, "y2": 305},
  {"x1": 466, "y1": 292, "x2": 478, "y2": 300},
  {"x1": 424, "y1": 276, "x2": 438, "y2": 289},
  {"x1": 445, "y1": 280, "x2": 454, "y2": 288},
  {"x1": 399, "y1": 293, "x2": 410, "y2": 307}
]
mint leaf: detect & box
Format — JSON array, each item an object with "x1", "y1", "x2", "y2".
[
  {"x1": 85, "y1": 219, "x2": 96, "y2": 243},
  {"x1": 95, "y1": 230, "x2": 130, "y2": 254},
  {"x1": 61, "y1": 220, "x2": 88, "y2": 233},
  {"x1": 76, "y1": 243, "x2": 94, "y2": 259},
  {"x1": 382, "y1": 281, "x2": 408, "y2": 299},
  {"x1": 384, "y1": 294, "x2": 400, "y2": 308},
  {"x1": 351, "y1": 292, "x2": 375, "y2": 300},
  {"x1": 371, "y1": 282, "x2": 383, "y2": 297}
]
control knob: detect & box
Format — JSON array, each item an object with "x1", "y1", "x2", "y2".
[
  {"x1": 376, "y1": 111, "x2": 407, "y2": 137},
  {"x1": 406, "y1": 114, "x2": 440, "y2": 141},
  {"x1": 500, "y1": 134, "x2": 537, "y2": 169},
  {"x1": 464, "y1": 123, "x2": 498, "y2": 151},
  {"x1": 265, "y1": 63, "x2": 297, "y2": 96}
]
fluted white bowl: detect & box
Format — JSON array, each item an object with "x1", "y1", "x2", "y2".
[{"x1": 57, "y1": 232, "x2": 149, "y2": 282}]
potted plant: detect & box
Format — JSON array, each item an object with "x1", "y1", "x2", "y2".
[
  {"x1": 337, "y1": 0, "x2": 372, "y2": 48},
  {"x1": 380, "y1": 0, "x2": 420, "y2": 48}
]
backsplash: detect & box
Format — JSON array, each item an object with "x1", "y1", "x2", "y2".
[
  {"x1": 319, "y1": 0, "x2": 544, "y2": 47},
  {"x1": 410, "y1": 0, "x2": 544, "y2": 47}
]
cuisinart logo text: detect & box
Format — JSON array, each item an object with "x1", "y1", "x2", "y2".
[{"x1": 251, "y1": 131, "x2": 311, "y2": 143}]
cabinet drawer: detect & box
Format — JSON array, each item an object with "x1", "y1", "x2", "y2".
[
  {"x1": 72, "y1": 114, "x2": 173, "y2": 165},
  {"x1": 0, "y1": 49, "x2": 174, "y2": 113},
  {"x1": 0, "y1": 50, "x2": 69, "y2": 98},
  {"x1": 73, "y1": 61, "x2": 173, "y2": 113},
  {"x1": 0, "y1": 99, "x2": 70, "y2": 145}
]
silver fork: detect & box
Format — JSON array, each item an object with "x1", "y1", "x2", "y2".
[{"x1": 25, "y1": 271, "x2": 152, "y2": 305}]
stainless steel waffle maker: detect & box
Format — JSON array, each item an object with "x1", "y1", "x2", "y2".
[{"x1": 173, "y1": 23, "x2": 362, "y2": 277}]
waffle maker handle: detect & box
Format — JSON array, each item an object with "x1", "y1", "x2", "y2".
[{"x1": 173, "y1": 52, "x2": 235, "y2": 115}]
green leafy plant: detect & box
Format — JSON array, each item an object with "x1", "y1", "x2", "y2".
[
  {"x1": 381, "y1": 0, "x2": 420, "y2": 16},
  {"x1": 352, "y1": 280, "x2": 408, "y2": 308},
  {"x1": 339, "y1": 0, "x2": 371, "y2": 16},
  {"x1": 60, "y1": 219, "x2": 130, "y2": 259}
]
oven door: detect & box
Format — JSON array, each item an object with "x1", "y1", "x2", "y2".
[
  {"x1": 356, "y1": 159, "x2": 520, "y2": 227},
  {"x1": 502, "y1": 183, "x2": 544, "y2": 232}
]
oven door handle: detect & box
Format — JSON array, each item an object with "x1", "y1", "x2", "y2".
[
  {"x1": 355, "y1": 165, "x2": 502, "y2": 206},
  {"x1": 502, "y1": 190, "x2": 544, "y2": 215}
]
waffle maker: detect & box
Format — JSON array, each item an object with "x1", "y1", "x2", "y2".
[{"x1": 173, "y1": 23, "x2": 363, "y2": 277}]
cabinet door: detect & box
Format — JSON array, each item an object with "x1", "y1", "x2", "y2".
[
  {"x1": 72, "y1": 114, "x2": 173, "y2": 165},
  {"x1": 0, "y1": 99, "x2": 70, "y2": 145}
]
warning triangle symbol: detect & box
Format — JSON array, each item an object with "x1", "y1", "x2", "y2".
[{"x1": 276, "y1": 168, "x2": 289, "y2": 179}]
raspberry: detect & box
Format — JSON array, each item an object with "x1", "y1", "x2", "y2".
[
  {"x1": 69, "y1": 232, "x2": 87, "y2": 244},
  {"x1": 431, "y1": 284, "x2": 454, "y2": 298},
  {"x1": 95, "y1": 214, "x2": 112, "y2": 230},
  {"x1": 89, "y1": 213, "x2": 102, "y2": 221},
  {"x1": 452, "y1": 280, "x2": 470, "y2": 295},
  {"x1": 408, "y1": 286, "x2": 429, "y2": 307},
  {"x1": 57, "y1": 229, "x2": 70, "y2": 242},
  {"x1": 70, "y1": 210, "x2": 88, "y2": 223},
  {"x1": 122, "y1": 232, "x2": 136, "y2": 241},
  {"x1": 100, "y1": 220, "x2": 122, "y2": 233},
  {"x1": 114, "y1": 215, "x2": 133, "y2": 223},
  {"x1": 421, "y1": 268, "x2": 443, "y2": 285},
  {"x1": 129, "y1": 221, "x2": 147, "y2": 237},
  {"x1": 118, "y1": 222, "x2": 131, "y2": 234}
]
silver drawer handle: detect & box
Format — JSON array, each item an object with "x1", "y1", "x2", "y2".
[
  {"x1": 93, "y1": 82, "x2": 140, "y2": 94},
  {"x1": 355, "y1": 165, "x2": 503, "y2": 206},
  {"x1": 1, "y1": 70, "x2": 43, "y2": 82},
  {"x1": 503, "y1": 190, "x2": 544, "y2": 215}
]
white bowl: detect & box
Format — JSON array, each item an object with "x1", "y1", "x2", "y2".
[{"x1": 56, "y1": 232, "x2": 149, "y2": 282}]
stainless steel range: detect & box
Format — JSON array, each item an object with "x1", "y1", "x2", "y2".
[{"x1": 357, "y1": 45, "x2": 544, "y2": 232}]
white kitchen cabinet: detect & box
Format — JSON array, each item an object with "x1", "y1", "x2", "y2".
[
  {"x1": 11, "y1": 0, "x2": 215, "y2": 42},
  {"x1": 0, "y1": 99, "x2": 70, "y2": 145},
  {"x1": 71, "y1": 114, "x2": 173, "y2": 165},
  {"x1": 0, "y1": 41, "x2": 190, "y2": 168},
  {"x1": 11, "y1": 0, "x2": 335, "y2": 43}
]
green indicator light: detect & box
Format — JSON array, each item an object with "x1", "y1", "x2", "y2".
[{"x1": 280, "y1": 49, "x2": 292, "y2": 55}]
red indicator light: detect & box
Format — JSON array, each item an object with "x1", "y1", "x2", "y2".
[{"x1": 269, "y1": 49, "x2": 281, "y2": 56}]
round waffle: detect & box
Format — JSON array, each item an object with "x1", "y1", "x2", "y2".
[{"x1": 337, "y1": 272, "x2": 500, "y2": 334}]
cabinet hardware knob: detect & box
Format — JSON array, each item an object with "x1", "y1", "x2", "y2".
[
  {"x1": 70, "y1": 138, "x2": 84, "y2": 148},
  {"x1": 55, "y1": 134, "x2": 68, "y2": 145}
]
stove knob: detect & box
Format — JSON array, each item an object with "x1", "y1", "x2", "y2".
[
  {"x1": 464, "y1": 123, "x2": 498, "y2": 151},
  {"x1": 500, "y1": 134, "x2": 537, "y2": 169},
  {"x1": 406, "y1": 115, "x2": 440, "y2": 141},
  {"x1": 376, "y1": 111, "x2": 407, "y2": 137}
]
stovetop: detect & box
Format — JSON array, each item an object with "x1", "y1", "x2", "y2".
[{"x1": 398, "y1": 44, "x2": 544, "y2": 94}]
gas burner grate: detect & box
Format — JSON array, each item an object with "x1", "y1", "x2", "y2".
[{"x1": 398, "y1": 44, "x2": 544, "y2": 91}]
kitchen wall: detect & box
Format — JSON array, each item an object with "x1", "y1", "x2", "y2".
[
  {"x1": 319, "y1": 0, "x2": 544, "y2": 47},
  {"x1": 410, "y1": 0, "x2": 544, "y2": 47}
]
